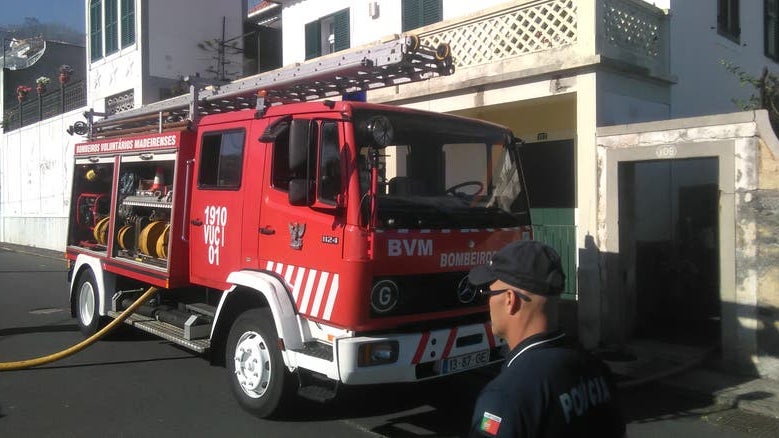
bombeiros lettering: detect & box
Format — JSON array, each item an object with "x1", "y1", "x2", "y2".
[
  {"x1": 440, "y1": 250, "x2": 496, "y2": 268},
  {"x1": 75, "y1": 134, "x2": 177, "y2": 155}
]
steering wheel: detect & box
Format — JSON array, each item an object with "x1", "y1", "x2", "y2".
[{"x1": 445, "y1": 181, "x2": 484, "y2": 196}]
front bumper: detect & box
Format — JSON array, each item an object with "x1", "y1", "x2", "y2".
[{"x1": 336, "y1": 321, "x2": 506, "y2": 385}]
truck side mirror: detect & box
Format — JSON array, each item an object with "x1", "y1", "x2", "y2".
[
  {"x1": 289, "y1": 119, "x2": 315, "y2": 206},
  {"x1": 289, "y1": 178, "x2": 315, "y2": 206}
]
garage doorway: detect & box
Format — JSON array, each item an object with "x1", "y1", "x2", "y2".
[{"x1": 618, "y1": 157, "x2": 720, "y2": 347}]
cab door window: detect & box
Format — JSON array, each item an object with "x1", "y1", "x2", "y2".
[
  {"x1": 198, "y1": 130, "x2": 245, "y2": 189},
  {"x1": 318, "y1": 121, "x2": 341, "y2": 203}
]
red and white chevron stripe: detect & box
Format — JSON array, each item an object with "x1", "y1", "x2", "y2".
[{"x1": 265, "y1": 261, "x2": 340, "y2": 320}]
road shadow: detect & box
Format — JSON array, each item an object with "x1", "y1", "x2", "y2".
[
  {"x1": 275, "y1": 370, "x2": 496, "y2": 437},
  {"x1": 0, "y1": 324, "x2": 79, "y2": 336}
]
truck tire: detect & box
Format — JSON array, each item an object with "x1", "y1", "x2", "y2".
[
  {"x1": 226, "y1": 308, "x2": 294, "y2": 418},
  {"x1": 75, "y1": 269, "x2": 105, "y2": 336}
]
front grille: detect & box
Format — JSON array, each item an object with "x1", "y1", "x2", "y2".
[{"x1": 371, "y1": 271, "x2": 486, "y2": 318}]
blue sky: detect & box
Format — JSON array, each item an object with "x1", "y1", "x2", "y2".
[{"x1": 1, "y1": 0, "x2": 85, "y2": 31}]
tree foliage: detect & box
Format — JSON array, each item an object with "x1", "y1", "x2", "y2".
[{"x1": 722, "y1": 60, "x2": 779, "y2": 133}]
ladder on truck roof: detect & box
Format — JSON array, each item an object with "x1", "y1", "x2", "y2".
[{"x1": 74, "y1": 34, "x2": 453, "y2": 140}]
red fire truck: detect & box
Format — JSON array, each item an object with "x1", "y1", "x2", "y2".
[{"x1": 65, "y1": 35, "x2": 532, "y2": 417}]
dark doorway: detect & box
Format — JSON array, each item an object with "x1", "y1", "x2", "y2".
[
  {"x1": 618, "y1": 157, "x2": 720, "y2": 347},
  {"x1": 519, "y1": 140, "x2": 577, "y2": 295}
]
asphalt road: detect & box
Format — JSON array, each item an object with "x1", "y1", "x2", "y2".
[{"x1": 2, "y1": 245, "x2": 779, "y2": 437}]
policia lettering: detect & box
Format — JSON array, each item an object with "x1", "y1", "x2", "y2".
[
  {"x1": 558, "y1": 376, "x2": 612, "y2": 423},
  {"x1": 204, "y1": 205, "x2": 227, "y2": 265}
]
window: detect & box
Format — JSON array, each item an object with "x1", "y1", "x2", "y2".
[
  {"x1": 198, "y1": 130, "x2": 245, "y2": 189},
  {"x1": 718, "y1": 0, "x2": 740, "y2": 41},
  {"x1": 318, "y1": 122, "x2": 342, "y2": 203},
  {"x1": 402, "y1": 0, "x2": 442, "y2": 32},
  {"x1": 767, "y1": 0, "x2": 779, "y2": 60},
  {"x1": 89, "y1": 0, "x2": 103, "y2": 61},
  {"x1": 121, "y1": 0, "x2": 135, "y2": 48},
  {"x1": 90, "y1": 0, "x2": 136, "y2": 61},
  {"x1": 305, "y1": 9, "x2": 350, "y2": 60},
  {"x1": 105, "y1": 0, "x2": 119, "y2": 55}
]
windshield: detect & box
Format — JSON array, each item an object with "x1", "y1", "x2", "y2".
[{"x1": 353, "y1": 109, "x2": 531, "y2": 229}]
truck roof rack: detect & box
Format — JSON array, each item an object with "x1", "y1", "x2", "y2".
[{"x1": 76, "y1": 34, "x2": 453, "y2": 140}]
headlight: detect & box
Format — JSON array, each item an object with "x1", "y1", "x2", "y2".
[
  {"x1": 358, "y1": 341, "x2": 399, "y2": 367},
  {"x1": 371, "y1": 279, "x2": 399, "y2": 313}
]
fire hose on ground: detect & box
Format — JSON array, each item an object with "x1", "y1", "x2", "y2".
[
  {"x1": 0, "y1": 286, "x2": 159, "y2": 371},
  {"x1": 1, "y1": 283, "x2": 714, "y2": 391}
]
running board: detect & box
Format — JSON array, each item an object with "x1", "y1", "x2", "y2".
[{"x1": 108, "y1": 311, "x2": 211, "y2": 354}]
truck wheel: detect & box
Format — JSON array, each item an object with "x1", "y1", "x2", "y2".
[
  {"x1": 75, "y1": 269, "x2": 104, "y2": 336},
  {"x1": 226, "y1": 308, "x2": 293, "y2": 418}
]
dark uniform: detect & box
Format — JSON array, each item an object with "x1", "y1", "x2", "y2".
[{"x1": 469, "y1": 330, "x2": 625, "y2": 438}]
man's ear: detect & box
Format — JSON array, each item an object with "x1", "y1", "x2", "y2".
[{"x1": 506, "y1": 290, "x2": 522, "y2": 315}]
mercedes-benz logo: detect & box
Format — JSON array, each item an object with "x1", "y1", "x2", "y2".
[{"x1": 457, "y1": 275, "x2": 477, "y2": 304}]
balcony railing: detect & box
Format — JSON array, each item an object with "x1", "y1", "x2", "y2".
[
  {"x1": 2, "y1": 80, "x2": 87, "y2": 133},
  {"x1": 415, "y1": 0, "x2": 668, "y2": 79}
]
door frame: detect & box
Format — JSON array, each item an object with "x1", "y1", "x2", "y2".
[{"x1": 600, "y1": 140, "x2": 742, "y2": 358}]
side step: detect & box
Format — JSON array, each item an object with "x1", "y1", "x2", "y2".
[
  {"x1": 297, "y1": 371, "x2": 338, "y2": 403},
  {"x1": 107, "y1": 311, "x2": 211, "y2": 354}
]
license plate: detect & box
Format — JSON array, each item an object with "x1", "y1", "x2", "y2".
[{"x1": 438, "y1": 349, "x2": 490, "y2": 374}]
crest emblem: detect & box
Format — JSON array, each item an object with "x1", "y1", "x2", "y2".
[{"x1": 289, "y1": 222, "x2": 306, "y2": 250}]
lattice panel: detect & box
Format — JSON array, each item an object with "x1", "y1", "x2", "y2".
[
  {"x1": 106, "y1": 89, "x2": 135, "y2": 115},
  {"x1": 421, "y1": 0, "x2": 577, "y2": 69},
  {"x1": 602, "y1": 0, "x2": 663, "y2": 58}
]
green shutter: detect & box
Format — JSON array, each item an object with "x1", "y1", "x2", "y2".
[
  {"x1": 402, "y1": 0, "x2": 420, "y2": 32},
  {"x1": 333, "y1": 9, "x2": 350, "y2": 52},
  {"x1": 90, "y1": 0, "x2": 103, "y2": 61},
  {"x1": 121, "y1": 0, "x2": 135, "y2": 48},
  {"x1": 305, "y1": 20, "x2": 320, "y2": 60},
  {"x1": 402, "y1": 0, "x2": 441, "y2": 31},
  {"x1": 421, "y1": 0, "x2": 443, "y2": 26},
  {"x1": 105, "y1": 0, "x2": 118, "y2": 55}
]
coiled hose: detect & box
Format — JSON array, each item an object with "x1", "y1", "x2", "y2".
[{"x1": 0, "y1": 286, "x2": 159, "y2": 371}]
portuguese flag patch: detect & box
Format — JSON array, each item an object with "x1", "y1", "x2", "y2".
[{"x1": 480, "y1": 411, "x2": 502, "y2": 435}]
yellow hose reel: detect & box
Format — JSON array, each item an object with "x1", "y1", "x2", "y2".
[
  {"x1": 138, "y1": 220, "x2": 170, "y2": 259},
  {"x1": 93, "y1": 216, "x2": 110, "y2": 245}
]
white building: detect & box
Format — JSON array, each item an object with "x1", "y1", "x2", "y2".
[{"x1": 2, "y1": 0, "x2": 778, "y2": 376}]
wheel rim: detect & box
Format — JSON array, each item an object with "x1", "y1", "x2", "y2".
[
  {"x1": 233, "y1": 330, "x2": 272, "y2": 399},
  {"x1": 78, "y1": 281, "x2": 95, "y2": 327}
]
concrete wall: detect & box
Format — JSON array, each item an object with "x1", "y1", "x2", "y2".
[
  {"x1": 0, "y1": 110, "x2": 82, "y2": 251},
  {"x1": 595, "y1": 109, "x2": 779, "y2": 379}
]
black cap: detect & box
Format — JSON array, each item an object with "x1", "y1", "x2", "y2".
[{"x1": 468, "y1": 240, "x2": 565, "y2": 296}]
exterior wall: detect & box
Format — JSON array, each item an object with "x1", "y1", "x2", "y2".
[
  {"x1": 88, "y1": 0, "x2": 244, "y2": 111},
  {"x1": 0, "y1": 110, "x2": 82, "y2": 250},
  {"x1": 146, "y1": 0, "x2": 244, "y2": 81},
  {"x1": 595, "y1": 110, "x2": 779, "y2": 379},
  {"x1": 597, "y1": 70, "x2": 670, "y2": 126},
  {"x1": 754, "y1": 136, "x2": 779, "y2": 378},
  {"x1": 668, "y1": 0, "x2": 777, "y2": 118},
  {"x1": 281, "y1": 0, "x2": 510, "y2": 65}
]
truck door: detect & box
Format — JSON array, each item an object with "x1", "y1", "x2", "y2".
[
  {"x1": 189, "y1": 128, "x2": 247, "y2": 289},
  {"x1": 258, "y1": 118, "x2": 346, "y2": 322}
]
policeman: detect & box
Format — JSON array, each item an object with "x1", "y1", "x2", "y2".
[{"x1": 468, "y1": 240, "x2": 625, "y2": 437}]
